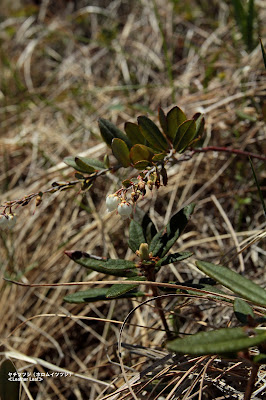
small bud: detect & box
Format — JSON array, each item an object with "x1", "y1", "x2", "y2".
[
  {"x1": 106, "y1": 194, "x2": 120, "y2": 212},
  {"x1": 147, "y1": 180, "x2": 154, "y2": 190},
  {"x1": 117, "y1": 201, "x2": 132, "y2": 220},
  {"x1": 138, "y1": 243, "x2": 150, "y2": 261},
  {"x1": 137, "y1": 179, "x2": 146, "y2": 192},
  {"x1": 36, "y1": 195, "x2": 42, "y2": 207},
  {"x1": 131, "y1": 191, "x2": 139, "y2": 202}
]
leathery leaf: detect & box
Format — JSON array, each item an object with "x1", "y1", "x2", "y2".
[
  {"x1": 111, "y1": 138, "x2": 131, "y2": 167},
  {"x1": 64, "y1": 288, "x2": 145, "y2": 303},
  {"x1": 106, "y1": 276, "x2": 146, "y2": 298},
  {"x1": 167, "y1": 326, "x2": 266, "y2": 355}
]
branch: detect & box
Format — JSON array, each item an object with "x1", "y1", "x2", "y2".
[{"x1": 191, "y1": 146, "x2": 266, "y2": 161}]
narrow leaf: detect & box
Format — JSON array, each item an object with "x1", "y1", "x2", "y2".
[
  {"x1": 234, "y1": 298, "x2": 255, "y2": 324},
  {"x1": 64, "y1": 288, "x2": 144, "y2": 303},
  {"x1": 124, "y1": 122, "x2": 145, "y2": 145},
  {"x1": 149, "y1": 204, "x2": 195, "y2": 257},
  {"x1": 193, "y1": 113, "x2": 205, "y2": 138},
  {"x1": 65, "y1": 251, "x2": 138, "y2": 277},
  {"x1": 111, "y1": 138, "x2": 131, "y2": 167},
  {"x1": 132, "y1": 206, "x2": 157, "y2": 244},
  {"x1": 137, "y1": 116, "x2": 168, "y2": 151},
  {"x1": 166, "y1": 106, "x2": 187, "y2": 141},
  {"x1": 195, "y1": 261, "x2": 266, "y2": 307},
  {"x1": 0, "y1": 359, "x2": 20, "y2": 400},
  {"x1": 128, "y1": 220, "x2": 146, "y2": 253},
  {"x1": 173, "y1": 119, "x2": 196, "y2": 152},
  {"x1": 156, "y1": 251, "x2": 193, "y2": 267},
  {"x1": 98, "y1": 118, "x2": 132, "y2": 148},
  {"x1": 167, "y1": 327, "x2": 266, "y2": 355},
  {"x1": 106, "y1": 276, "x2": 145, "y2": 298}
]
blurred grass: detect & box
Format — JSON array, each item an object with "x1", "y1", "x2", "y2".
[{"x1": 0, "y1": 1, "x2": 265, "y2": 399}]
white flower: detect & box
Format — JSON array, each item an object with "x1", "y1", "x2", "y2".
[
  {"x1": 0, "y1": 215, "x2": 8, "y2": 229},
  {"x1": 117, "y1": 201, "x2": 132, "y2": 220},
  {"x1": 106, "y1": 194, "x2": 120, "y2": 212},
  {"x1": 0, "y1": 213, "x2": 17, "y2": 230},
  {"x1": 7, "y1": 213, "x2": 17, "y2": 229}
]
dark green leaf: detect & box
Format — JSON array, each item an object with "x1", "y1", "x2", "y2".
[
  {"x1": 166, "y1": 106, "x2": 187, "y2": 141},
  {"x1": 106, "y1": 276, "x2": 145, "y2": 298},
  {"x1": 173, "y1": 119, "x2": 196, "y2": 152},
  {"x1": 124, "y1": 122, "x2": 145, "y2": 145},
  {"x1": 195, "y1": 261, "x2": 266, "y2": 307},
  {"x1": 158, "y1": 107, "x2": 168, "y2": 135},
  {"x1": 64, "y1": 287, "x2": 145, "y2": 303},
  {"x1": 156, "y1": 252, "x2": 193, "y2": 267},
  {"x1": 130, "y1": 144, "x2": 154, "y2": 164},
  {"x1": 0, "y1": 359, "x2": 20, "y2": 400},
  {"x1": 152, "y1": 152, "x2": 166, "y2": 162},
  {"x1": 128, "y1": 220, "x2": 146, "y2": 253},
  {"x1": 122, "y1": 179, "x2": 133, "y2": 188},
  {"x1": 64, "y1": 156, "x2": 95, "y2": 174},
  {"x1": 167, "y1": 327, "x2": 266, "y2": 355},
  {"x1": 132, "y1": 160, "x2": 151, "y2": 170},
  {"x1": 137, "y1": 116, "x2": 169, "y2": 151},
  {"x1": 111, "y1": 138, "x2": 131, "y2": 167},
  {"x1": 149, "y1": 204, "x2": 195, "y2": 257},
  {"x1": 75, "y1": 157, "x2": 96, "y2": 173},
  {"x1": 65, "y1": 251, "x2": 138, "y2": 277},
  {"x1": 98, "y1": 118, "x2": 132, "y2": 148},
  {"x1": 132, "y1": 206, "x2": 157, "y2": 244},
  {"x1": 234, "y1": 298, "x2": 255, "y2": 324},
  {"x1": 193, "y1": 113, "x2": 205, "y2": 138},
  {"x1": 76, "y1": 157, "x2": 106, "y2": 170}
]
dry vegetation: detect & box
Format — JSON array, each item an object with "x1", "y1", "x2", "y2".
[{"x1": 0, "y1": 0, "x2": 265, "y2": 399}]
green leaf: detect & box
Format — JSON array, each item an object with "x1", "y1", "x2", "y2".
[
  {"x1": 132, "y1": 206, "x2": 157, "y2": 244},
  {"x1": 149, "y1": 204, "x2": 195, "y2": 257},
  {"x1": 173, "y1": 119, "x2": 196, "y2": 152},
  {"x1": 64, "y1": 287, "x2": 145, "y2": 303},
  {"x1": 0, "y1": 359, "x2": 20, "y2": 400},
  {"x1": 64, "y1": 156, "x2": 95, "y2": 173},
  {"x1": 193, "y1": 113, "x2": 205, "y2": 138},
  {"x1": 75, "y1": 157, "x2": 96, "y2": 173},
  {"x1": 106, "y1": 276, "x2": 145, "y2": 298},
  {"x1": 132, "y1": 160, "x2": 151, "y2": 170},
  {"x1": 111, "y1": 138, "x2": 131, "y2": 167},
  {"x1": 156, "y1": 251, "x2": 193, "y2": 267},
  {"x1": 167, "y1": 327, "x2": 266, "y2": 355},
  {"x1": 152, "y1": 152, "x2": 166, "y2": 162},
  {"x1": 195, "y1": 261, "x2": 266, "y2": 307},
  {"x1": 65, "y1": 251, "x2": 138, "y2": 277},
  {"x1": 166, "y1": 106, "x2": 187, "y2": 141},
  {"x1": 124, "y1": 122, "x2": 145, "y2": 145},
  {"x1": 128, "y1": 220, "x2": 146, "y2": 253},
  {"x1": 130, "y1": 144, "x2": 154, "y2": 164},
  {"x1": 77, "y1": 157, "x2": 106, "y2": 170},
  {"x1": 158, "y1": 107, "x2": 168, "y2": 135},
  {"x1": 98, "y1": 118, "x2": 132, "y2": 148},
  {"x1": 137, "y1": 116, "x2": 169, "y2": 151},
  {"x1": 234, "y1": 298, "x2": 255, "y2": 324}
]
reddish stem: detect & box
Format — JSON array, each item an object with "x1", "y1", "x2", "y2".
[{"x1": 192, "y1": 147, "x2": 266, "y2": 161}]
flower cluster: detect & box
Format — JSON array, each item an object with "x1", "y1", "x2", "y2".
[
  {"x1": 106, "y1": 194, "x2": 132, "y2": 220},
  {"x1": 0, "y1": 213, "x2": 17, "y2": 230}
]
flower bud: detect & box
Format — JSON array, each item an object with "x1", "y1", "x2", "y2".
[
  {"x1": 147, "y1": 180, "x2": 154, "y2": 190},
  {"x1": 131, "y1": 191, "x2": 139, "y2": 202},
  {"x1": 117, "y1": 201, "x2": 132, "y2": 220},
  {"x1": 138, "y1": 243, "x2": 149, "y2": 261},
  {"x1": 106, "y1": 194, "x2": 120, "y2": 212}
]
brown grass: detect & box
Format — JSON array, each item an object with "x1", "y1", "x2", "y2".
[{"x1": 0, "y1": 1, "x2": 265, "y2": 399}]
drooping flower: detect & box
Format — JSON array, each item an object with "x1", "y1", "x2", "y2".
[
  {"x1": 106, "y1": 194, "x2": 121, "y2": 212},
  {"x1": 117, "y1": 201, "x2": 132, "y2": 220}
]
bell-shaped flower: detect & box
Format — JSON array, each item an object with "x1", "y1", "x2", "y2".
[
  {"x1": 106, "y1": 194, "x2": 120, "y2": 212},
  {"x1": 117, "y1": 201, "x2": 132, "y2": 220}
]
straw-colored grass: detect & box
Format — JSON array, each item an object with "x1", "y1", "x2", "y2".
[{"x1": 0, "y1": 1, "x2": 265, "y2": 399}]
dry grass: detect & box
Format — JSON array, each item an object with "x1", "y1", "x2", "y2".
[{"x1": 0, "y1": 1, "x2": 265, "y2": 399}]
